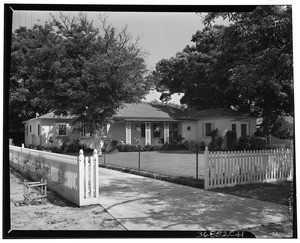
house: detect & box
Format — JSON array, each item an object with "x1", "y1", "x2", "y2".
[{"x1": 23, "y1": 103, "x2": 257, "y2": 148}]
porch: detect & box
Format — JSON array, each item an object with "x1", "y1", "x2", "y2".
[
  {"x1": 110, "y1": 120, "x2": 182, "y2": 146},
  {"x1": 126, "y1": 121, "x2": 183, "y2": 146}
]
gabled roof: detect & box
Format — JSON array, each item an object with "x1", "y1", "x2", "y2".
[
  {"x1": 114, "y1": 103, "x2": 188, "y2": 120},
  {"x1": 25, "y1": 111, "x2": 75, "y2": 123},
  {"x1": 37, "y1": 112, "x2": 75, "y2": 119}
]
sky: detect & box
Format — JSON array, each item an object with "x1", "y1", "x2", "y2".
[{"x1": 11, "y1": 10, "x2": 227, "y2": 105}]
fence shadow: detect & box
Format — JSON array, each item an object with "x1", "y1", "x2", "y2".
[{"x1": 46, "y1": 189, "x2": 78, "y2": 208}]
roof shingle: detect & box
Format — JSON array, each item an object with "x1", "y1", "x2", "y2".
[{"x1": 114, "y1": 103, "x2": 187, "y2": 120}]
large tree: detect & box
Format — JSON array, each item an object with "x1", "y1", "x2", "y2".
[
  {"x1": 152, "y1": 6, "x2": 293, "y2": 136},
  {"x1": 10, "y1": 23, "x2": 57, "y2": 131},
  {"x1": 10, "y1": 13, "x2": 152, "y2": 134}
]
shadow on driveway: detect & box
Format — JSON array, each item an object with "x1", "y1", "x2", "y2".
[{"x1": 99, "y1": 167, "x2": 291, "y2": 231}]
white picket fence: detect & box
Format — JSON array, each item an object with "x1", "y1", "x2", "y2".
[
  {"x1": 9, "y1": 145, "x2": 99, "y2": 206},
  {"x1": 203, "y1": 147, "x2": 294, "y2": 189}
]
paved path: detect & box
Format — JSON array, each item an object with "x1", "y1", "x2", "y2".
[{"x1": 99, "y1": 167, "x2": 291, "y2": 231}]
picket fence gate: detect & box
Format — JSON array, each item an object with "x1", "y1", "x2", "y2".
[
  {"x1": 9, "y1": 145, "x2": 99, "y2": 206},
  {"x1": 203, "y1": 147, "x2": 294, "y2": 189}
]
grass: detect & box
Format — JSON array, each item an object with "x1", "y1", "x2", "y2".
[
  {"x1": 209, "y1": 180, "x2": 294, "y2": 206},
  {"x1": 99, "y1": 150, "x2": 204, "y2": 179}
]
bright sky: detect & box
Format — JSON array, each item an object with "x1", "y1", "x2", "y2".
[{"x1": 12, "y1": 10, "x2": 227, "y2": 105}]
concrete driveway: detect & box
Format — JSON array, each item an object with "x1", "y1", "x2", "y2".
[{"x1": 98, "y1": 167, "x2": 291, "y2": 231}]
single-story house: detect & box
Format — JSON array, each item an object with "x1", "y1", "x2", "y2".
[{"x1": 23, "y1": 103, "x2": 257, "y2": 148}]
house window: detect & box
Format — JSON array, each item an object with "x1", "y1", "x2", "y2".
[
  {"x1": 232, "y1": 124, "x2": 236, "y2": 132},
  {"x1": 153, "y1": 124, "x2": 161, "y2": 137},
  {"x1": 141, "y1": 124, "x2": 145, "y2": 137},
  {"x1": 38, "y1": 124, "x2": 40, "y2": 136},
  {"x1": 81, "y1": 123, "x2": 91, "y2": 137},
  {"x1": 241, "y1": 124, "x2": 247, "y2": 137},
  {"x1": 205, "y1": 123, "x2": 212, "y2": 137},
  {"x1": 58, "y1": 124, "x2": 67, "y2": 136},
  {"x1": 30, "y1": 125, "x2": 32, "y2": 133}
]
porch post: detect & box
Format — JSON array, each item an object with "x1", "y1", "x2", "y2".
[
  {"x1": 126, "y1": 122, "x2": 131, "y2": 145},
  {"x1": 145, "y1": 122, "x2": 151, "y2": 145},
  {"x1": 164, "y1": 122, "x2": 169, "y2": 144}
]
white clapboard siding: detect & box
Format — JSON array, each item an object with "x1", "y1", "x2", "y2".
[
  {"x1": 9, "y1": 145, "x2": 99, "y2": 206},
  {"x1": 204, "y1": 147, "x2": 293, "y2": 189}
]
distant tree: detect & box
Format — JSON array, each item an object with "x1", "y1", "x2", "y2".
[
  {"x1": 153, "y1": 25, "x2": 229, "y2": 110},
  {"x1": 10, "y1": 13, "x2": 152, "y2": 134},
  {"x1": 152, "y1": 6, "x2": 293, "y2": 137}
]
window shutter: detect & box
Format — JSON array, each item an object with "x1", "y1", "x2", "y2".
[{"x1": 202, "y1": 122, "x2": 205, "y2": 137}]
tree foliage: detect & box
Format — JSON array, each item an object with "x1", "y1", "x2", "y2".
[
  {"x1": 10, "y1": 13, "x2": 152, "y2": 133},
  {"x1": 152, "y1": 6, "x2": 293, "y2": 136},
  {"x1": 271, "y1": 116, "x2": 293, "y2": 139}
]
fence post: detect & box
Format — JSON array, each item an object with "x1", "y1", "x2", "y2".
[
  {"x1": 78, "y1": 149, "x2": 84, "y2": 206},
  {"x1": 21, "y1": 143, "x2": 24, "y2": 168},
  {"x1": 196, "y1": 151, "x2": 199, "y2": 180},
  {"x1": 138, "y1": 146, "x2": 141, "y2": 171},
  {"x1": 287, "y1": 148, "x2": 293, "y2": 180},
  {"x1": 204, "y1": 146, "x2": 209, "y2": 189},
  {"x1": 93, "y1": 149, "x2": 99, "y2": 199}
]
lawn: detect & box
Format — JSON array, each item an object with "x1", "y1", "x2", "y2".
[{"x1": 99, "y1": 150, "x2": 204, "y2": 179}]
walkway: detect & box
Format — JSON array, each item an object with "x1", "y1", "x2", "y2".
[{"x1": 98, "y1": 167, "x2": 291, "y2": 231}]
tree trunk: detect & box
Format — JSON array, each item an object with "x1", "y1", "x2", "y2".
[{"x1": 263, "y1": 116, "x2": 271, "y2": 147}]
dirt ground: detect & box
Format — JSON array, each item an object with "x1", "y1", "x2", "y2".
[{"x1": 9, "y1": 168, "x2": 126, "y2": 231}]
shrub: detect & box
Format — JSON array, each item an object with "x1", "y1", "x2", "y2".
[
  {"x1": 109, "y1": 140, "x2": 119, "y2": 151},
  {"x1": 226, "y1": 130, "x2": 237, "y2": 151},
  {"x1": 271, "y1": 116, "x2": 294, "y2": 139},
  {"x1": 208, "y1": 129, "x2": 224, "y2": 151},
  {"x1": 85, "y1": 148, "x2": 94, "y2": 153},
  {"x1": 25, "y1": 144, "x2": 36, "y2": 149},
  {"x1": 50, "y1": 146, "x2": 63, "y2": 153},
  {"x1": 184, "y1": 139, "x2": 206, "y2": 152},
  {"x1": 254, "y1": 129, "x2": 265, "y2": 137},
  {"x1": 161, "y1": 143, "x2": 188, "y2": 151},
  {"x1": 236, "y1": 136, "x2": 251, "y2": 151},
  {"x1": 250, "y1": 136, "x2": 268, "y2": 150},
  {"x1": 116, "y1": 143, "x2": 166, "y2": 152},
  {"x1": 65, "y1": 139, "x2": 84, "y2": 153},
  {"x1": 35, "y1": 145, "x2": 52, "y2": 152},
  {"x1": 116, "y1": 144, "x2": 138, "y2": 152},
  {"x1": 142, "y1": 144, "x2": 163, "y2": 151}
]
